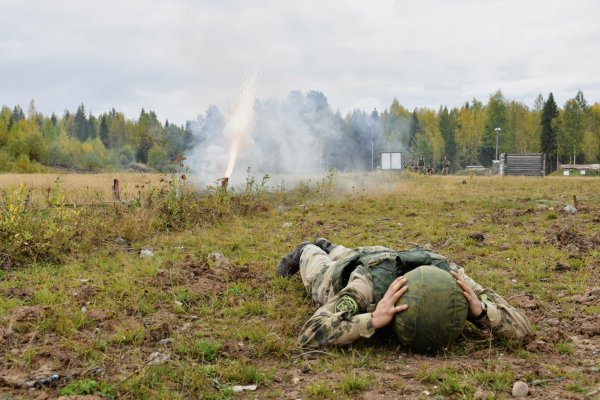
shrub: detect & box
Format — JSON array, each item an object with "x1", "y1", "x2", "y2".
[{"x1": 0, "y1": 180, "x2": 78, "y2": 265}]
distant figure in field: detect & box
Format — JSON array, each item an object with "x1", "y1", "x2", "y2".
[
  {"x1": 442, "y1": 156, "x2": 451, "y2": 175},
  {"x1": 417, "y1": 155, "x2": 425, "y2": 174}
]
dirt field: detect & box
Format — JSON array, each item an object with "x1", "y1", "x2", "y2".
[{"x1": 0, "y1": 173, "x2": 599, "y2": 399}]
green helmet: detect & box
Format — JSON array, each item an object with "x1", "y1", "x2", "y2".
[{"x1": 392, "y1": 265, "x2": 468, "y2": 353}]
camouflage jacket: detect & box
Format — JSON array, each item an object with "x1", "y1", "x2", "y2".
[{"x1": 298, "y1": 261, "x2": 532, "y2": 349}]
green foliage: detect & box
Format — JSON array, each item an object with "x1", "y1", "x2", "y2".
[
  {"x1": 59, "y1": 379, "x2": 115, "y2": 398},
  {"x1": 0, "y1": 180, "x2": 77, "y2": 264},
  {"x1": 556, "y1": 340, "x2": 575, "y2": 355},
  {"x1": 340, "y1": 372, "x2": 369, "y2": 395},
  {"x1": 175, "y1": 338, "x2": 222, "y2": 362},
  {"x1": 541, "y1": 93, "x2": 559, "y2": 173},
  {"x1": 305, "y1": 381, "x2": 336, "y2": 399}
]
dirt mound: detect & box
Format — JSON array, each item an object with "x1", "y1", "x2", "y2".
[
  {"x1": 545, "y1": 225, "x2": 598, "y2": 253},
  {"x1": 155, "y1": 254, "x2": 270, "y2": 298}
]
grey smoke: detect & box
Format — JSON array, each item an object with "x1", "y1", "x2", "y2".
[{"x1": 186, "y1": 90, "x2": 399, "y2": 189}]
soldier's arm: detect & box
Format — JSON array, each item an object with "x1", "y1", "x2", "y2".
[
  {"x1": 298, "y1": 266, "x2": 374, "y2": 348},
  {"x1": 451, "y1": 266, "x2": 532, "y2": 340},
  {"x1": 298, "y1": 268, "x2": 408, "y2": 348}
]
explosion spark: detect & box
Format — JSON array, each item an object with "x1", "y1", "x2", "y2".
[{"x1": 224, "y1": 73, "x2": 258, "y2": 178}]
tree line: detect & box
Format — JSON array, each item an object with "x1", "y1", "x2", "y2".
[{"x1": 1, "y1": 90, "x2": 598, "y2": 174}]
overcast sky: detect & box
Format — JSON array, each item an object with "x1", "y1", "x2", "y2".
[{"x1": 2, "y1": 0, "x2": 599, "y2": 125}]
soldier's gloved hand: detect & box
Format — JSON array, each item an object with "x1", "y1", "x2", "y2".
[
  {"x1": 451, "y1": 271, "x2": 484, "y2": 318},
  {"x1": 371, "y1": 277, "x2": 409, "y2": 329}
]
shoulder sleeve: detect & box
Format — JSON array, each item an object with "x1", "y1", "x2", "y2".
[
  {"x1": 298, "y1": 265, "x2": 377, "y2": 348},
  {"x1": 452, "y1": 264, "x2": 532, "y2": 340}
]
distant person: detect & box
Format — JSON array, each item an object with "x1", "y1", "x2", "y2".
[
  {"x1": 417, "y1": 156, "x2": 425, "y2": 174},
  {"x1": 442, "y1": 156, "x2": 451, "y2": 175},
  {"x1": 277, "y1": 239, "x2": 531, "y2": 352}
]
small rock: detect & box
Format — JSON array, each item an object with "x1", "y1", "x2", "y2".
[
  {"x1": 586, "y1": 387, "x2": 600, "y2": 398},
  {"x1": 282, "y1": 222, "x2": 293, "y2": 228},
  {"x1": 27, "y1": 374, "x2": 61, "y2": 389},
  {"x1": 140, "y1": 249, "x2": 154, "y2": 258},
  {"x1": 78, "y1": 278, "x2": 91, "y2": 283},
  {"x1": 525, "y1": 339, "x2": 546, "y2": 352},
  {"x1": 147, "y1": 352, "x2": 170, "y2": 365},
  {"x1": 512, "y1": 381, "x2": 529, "y2": 397},
  {"x1": 232, "y1": 384, "x2": 257, "y2": 392},
  {"x1": 158, "y1": 338, "x2": 174, "y2": 346},
  {"x1": 114, "y1": 236, "x2": 127, "y2": 245},
  {"x1": 207, "y1": 252, "x2": 223, "y2": 261},
  {"x1": 180, "y1": 322, "x2": 192, "y2": 331},
  {"x1": 89, "y1": 367, "x2": 105, "y2": 376},
  {"x1": 563, "y1": 205, "x2": 577, "y2": 214},
  {"x1": 546, "y1": 318, "x2": 560, "y2": 326}
]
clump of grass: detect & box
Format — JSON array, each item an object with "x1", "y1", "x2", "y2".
[
  {"x1": 59, "y1": 379, "x2": 115, "y2": 398},
  {"x1": 556, "y1": 340, "x2": 575, "y2": 355},
  {"x1": 110, "y1": 322, "x2": 145, "y2": 345},
  {"x1": 175, "y1": 338, "x2": 222, "y2": 362},
  {"x1": 340, "y1": 372, "x2": 369, "y2": 395},
  {"x1": 305, "y1": 381, "x2": 336, "y2": 399},
  {"x1": 0, "y1": 181, "x2": 78, "y2": 264}
]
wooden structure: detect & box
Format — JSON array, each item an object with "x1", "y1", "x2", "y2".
[{"x1": 499, "y1": 153, "x2": 545, "y2": 177}]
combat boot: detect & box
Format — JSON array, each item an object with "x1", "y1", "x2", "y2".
[
  {"x1": 276, "y1": 241, "x2": 311, "y2": 277},
  {"x1": 314, "y1": 237, "x2": 337, "y2": 254}
]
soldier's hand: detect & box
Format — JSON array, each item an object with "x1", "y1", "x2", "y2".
[
  {"x1": 371, "y1": 276, "x2": 408, "y2": 329},
  {"x1": 451, "y1": 271, "x2": 483, "y2": 318}
]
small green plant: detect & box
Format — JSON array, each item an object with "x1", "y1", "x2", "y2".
[
  {"x1": 174, "y1": 289, "x2": 197, "y2": 308},
  {"x1": 0, "y1": 180, "x2": 78, "y2": 264},
  {"x1": 305, "y1": 381, "x2": 336, "y2": 399},
  {"x1": 566, "y1": 382, "x2": 586, "y2": 393},
  {"x1": 340, "y1": 372, "x2": 368, "y2": 395},
  {"x1": 175, "y1": 338, "x2": 222, "y2": 362},
  {"x1": 556, "y1": 340, "x2": 575, "y2": 355},
  {"x1": 59, "y1": 379, "x2": 115, "y2": 398},
  {"x1": 110, "y1": 323, "x2": 145, "y2": 345}
]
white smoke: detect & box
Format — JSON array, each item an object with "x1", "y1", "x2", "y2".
[{"x1": 186, "y1": 85, "x2": 388, "y2": 189}]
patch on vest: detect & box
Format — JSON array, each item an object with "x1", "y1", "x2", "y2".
[{"x1": 334, "y1": 295, "x2": 359, "y2": 314}]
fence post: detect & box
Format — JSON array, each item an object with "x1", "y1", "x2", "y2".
[{"x1": 113, "y1": 179, "x2": 121, "y2": 202}]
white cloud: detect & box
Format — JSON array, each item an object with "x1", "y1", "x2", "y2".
[{"x1": 1, "y1": 0, "x2": 600, "y2": 123}]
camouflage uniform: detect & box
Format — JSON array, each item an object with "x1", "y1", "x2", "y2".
[{"x1": 298, "y1": 244, "x2": 531, "y2": 348}]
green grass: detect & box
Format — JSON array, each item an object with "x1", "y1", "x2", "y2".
[{"x1": 1, "y1": 172, "x2": 599, "y2": 398}]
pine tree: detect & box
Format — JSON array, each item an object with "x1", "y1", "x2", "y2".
[
  {"x1": 408, "y1": 110, "x2": 420, "y2": 155},
  {"x1": 540, "y1": 93, "x2": 559, "y2": 173},
  {"x1": 439, "y1": 106, "x2": 457, "y2": 165},
  {"x1": 479, "y1": 90, "x2": 507, "y2": 166},
  {"x1": 99, "y1": 115, "x2": 110, "y2": 147}
]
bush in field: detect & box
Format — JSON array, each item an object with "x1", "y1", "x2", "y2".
[{"x1": 0, "y1": 180, "x2": 78, "y2": 265}]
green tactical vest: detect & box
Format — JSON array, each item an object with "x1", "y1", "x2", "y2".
[
  {"x1": 357, "y1": 247, "x2": 451, "y2": 302},
  {"x1": 329, "y1": 247, "x2": 451, "y2": 301}
]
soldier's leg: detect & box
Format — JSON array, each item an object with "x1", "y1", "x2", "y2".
[{"x1": 300, "y1": 244, "x2": 358, "y2": 306}]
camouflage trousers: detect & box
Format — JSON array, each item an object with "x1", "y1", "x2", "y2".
[{"x1": 299, "y1": 244, "x2": 359, "y2": 307}]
